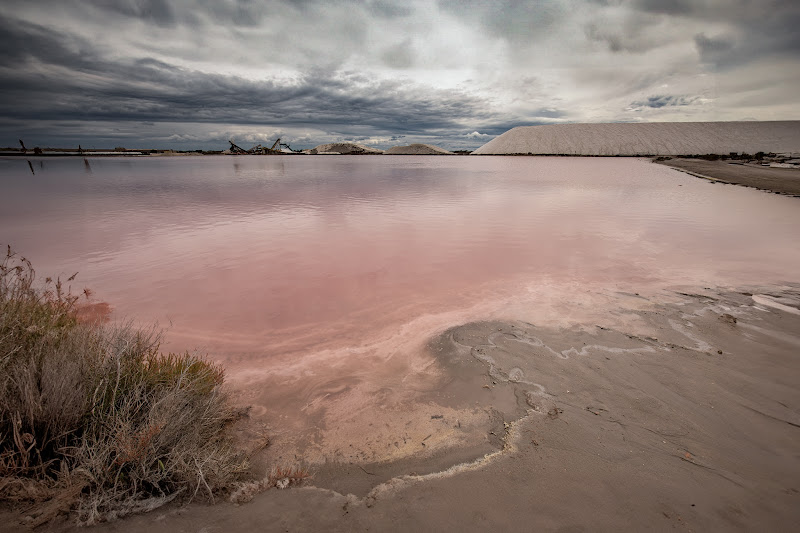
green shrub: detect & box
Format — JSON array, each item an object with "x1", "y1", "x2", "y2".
[{"x1": 0, "y1": 247, "x2": 248, "y2": 525}]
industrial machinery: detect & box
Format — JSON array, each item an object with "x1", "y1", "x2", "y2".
[{"x1": 228, "y1": 138, "x2": 301, "y2": 154}]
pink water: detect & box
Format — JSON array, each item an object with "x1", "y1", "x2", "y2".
[{"x1": 2, "y1": 155, "x2": 799, "y2": 393}]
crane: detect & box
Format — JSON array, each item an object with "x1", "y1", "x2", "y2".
[
  {"x1": 228, "y1": 140, "x2": 249, "y2": 154},
  {"x1": 228, "y1": 138, "x2": 300, "y2": 155}
]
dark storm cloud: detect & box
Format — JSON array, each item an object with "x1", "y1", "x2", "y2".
[
  {"x1": 0, "y1": 14, "x2": 97, "y2": 70},
  {"x1": 693, "y1": 33, "x2": 735, "y2": 64},
  {"x1": 580, "y1": 0, "x2": 800, "y2": 63},
  {"x1": 693, "y1": 11, "x2": 800, "y2": 70},
  {"x1": 0, "y1": 15, "x2": 495, "y2": 136},
  {"x1": 86, "y1": 0, "x2": 300, "y2": 27},
  {"x1": 630, "y1": 95, "x2": 699, "y2": 109},
  {"x1": 86, "y1": 0, "x2": 410, "y2": 27},
  {"x1": 1, "y1": 0, "x2": 798, "y2": 149},
  {"x1": 583, "y1": 17, "x2": 659, "y2": 54},
  {"x1": 632, "y1": 0, "x2": 694, "y2": 16},
  {"x1": 87, "y1": 0, "x2": 179, "y2": 26},
  {"x1": 628, "y1": 0, "x2": 800, "y2": 67},
  {"x1": 366, "y1": 0, "x2": 413, "y2": 19}
]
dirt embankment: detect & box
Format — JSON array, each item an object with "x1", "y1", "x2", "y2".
[
  {"x1": 656, "y1": 158, "x2": 800, "y2": 196},
  {"x1": 384, "y1": 144, "x2": 453, "y2": 155},
  {"x1": 306, "y1": 143, "x2": 383, "y2": 155},
  {"x1": 472, "y1": 121, "x2": 800, "y2": 155},
  {"x1": 23, "y1": 285, "x2": 800, "y2": 532}
]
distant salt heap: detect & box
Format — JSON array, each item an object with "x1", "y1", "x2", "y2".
[
  {"x1": 472, "y1": 121, "x2": 800, "y2": 156},
  {"x1": 384, "y1": 143, "x2": 453, "y2": 155},
  {"x1": 307, "y1": 142, "x2": 383, "y2": 155}
]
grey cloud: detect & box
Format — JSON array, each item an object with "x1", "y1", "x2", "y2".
[
  {"x1": 87, "y1": 0, "x2": 178, "y2": 26},
  {"x1": 630, "y1": 95, "x2": 700, "y2": 109},
  {"x1": 585, "y1": 23, "x2": 626, "y2": 52},
  {"x1": 584, "y1": 20, "x2": 657, "y2": 53},
  {"x1": 470, "y1": 120, "x2": 553, "y2": 137},
  {"x1": 692, "y1": 8, "x2": 800, "y2": 70},
  {"x1": 192, "y1": 0, "x2": 316, "y2": 27},
  {"x1": 85, "y1": 0, "x2": 301, "y2": 27},
  {"x1": 694, "y1": 33, "x2": 735, "y2": 64},
  {"x1": 381, "y1": 39, "x2": 415, "y2": 69},
  {"x1": 2, "y1": 0, "x2": 798, "y2": 150},
  {"x1": 0, "y1": 15, "x2": 502, "y2": 147},
  {"x1": 438, "y1": 0, "x2": 566, "y2": 43},
  {"x1": 85, "y1": 0, "x2": 411, "y2": 29},
  {"x1": 9, "y1": 1, "x2": 373, "y2": 71},
  {"x1": 632, "y1": 0, "x2": 694, "y2": 16},
  {"x1": 0, "y1": 14, "x2": 99, "y2": 70},
  {"x1": 627, "y1": 0, "x2": 800, "y2": 68},
  {"x1": 367, "y1": 0, "x2": 413, "y2": 18},
  {"x1": 528, "y1": 108, "x2": 564, "y2": 119},
  {"x1": 630, "y1": 0, "x2": 794, "y2": 20}
]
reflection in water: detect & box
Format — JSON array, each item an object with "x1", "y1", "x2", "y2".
[
  {"x1": 2, "y1": 155, "x2": 799, "y2": 359},
  {"x1": 27, "y1": 160, "x2": 34, "y2": 175},
  {"x1": 1, "y1": 155, "x2": 799, "y2": 440},
  {"x1": 84, "y1": 158, "x2": 91, "y2": 174}
]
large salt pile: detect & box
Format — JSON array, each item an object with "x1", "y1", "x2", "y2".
[
  {"x1": 384, "y1": 143, "x2": 453, "y2": 155},
  {"x1": 472, "y1": 121, "x2": 800, "y2": 156},
  {"x1": 307, "y1": 142, "x2": 383, "y2": 155}
]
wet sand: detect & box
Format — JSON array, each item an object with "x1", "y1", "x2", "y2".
[
  {"x1": 657, "y1": 158, "x2": 800, "y2": 196},
  {"x1": 21, "y1": 284, "x2": 800, "y2": 532}
]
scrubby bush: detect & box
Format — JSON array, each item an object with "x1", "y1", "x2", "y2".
[{"x1": 0, "y1": 247, "x2": 248, "y2": 525}]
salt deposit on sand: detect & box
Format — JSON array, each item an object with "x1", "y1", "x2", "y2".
[
  {"x1": 68, "y1": 285, "x2": 800, "y2": 532},
  {"x1": 307, "y1": 142, "x2": 383, "y2": 155},
  {"x1": 473, "y1": 121, "x2": 800, "y2": 156},
  {"x1": 384, "y1": 143, "x2": 453, "y2": 155}
]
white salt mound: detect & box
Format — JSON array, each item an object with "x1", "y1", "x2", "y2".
[
  {"x1": 384, "y1": 143, "x2": 453, "y2": 155},
  {"x1": 472, "y1": 121, "x2": 800, "y2": 156},
  {"x1": 308, "y1": 143, "x2": 383, "y2": 155}
]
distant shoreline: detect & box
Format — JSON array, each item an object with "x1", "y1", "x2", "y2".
[
  {"x1": 655, "y1": 157, "x2": 800, "y2": 196},
  {"x1": 5, "y1": 151, "x2": 798, "y2": 197}
]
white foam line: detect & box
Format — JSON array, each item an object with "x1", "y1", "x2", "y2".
[
  {"x1": 360, "y1": 411, "x2": 532, "y2": 507},
  {"x1": 497, "y1": 332, "x2": 567, "y2": 359},
  {"x1": 668, "y1": 319, "x2": 713, "y2": 352},
  {"x1": 752, "y1": 294, "x2": 800, "y2": 316},
  {"x1": 560, "y1": 344, "x2": 656, "y2": 357}
]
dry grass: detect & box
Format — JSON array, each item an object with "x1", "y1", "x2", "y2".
[
  {"x1": 229, "y1": 465, "x2": 311, "y2": 504},
  {"x1": 0, "y1": 246, "x2": 250, "y2": 525},
  {"x1": 268, "y1": 465, "x2": 311, "y2": 489}
]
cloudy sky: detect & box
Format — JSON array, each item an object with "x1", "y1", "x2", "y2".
[{"x1": 1, "y1": 0, "x2": 798, "y2": 150}]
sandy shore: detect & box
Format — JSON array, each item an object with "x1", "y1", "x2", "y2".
[
  {"x1": 20, "y1": 284, "x2": 800, "y2": 531},
  {"x1": 657, "y1": 158, "x2": 800, "y2": 196}
]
